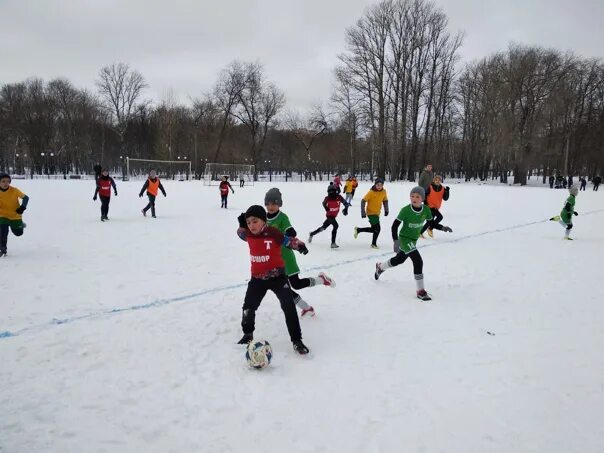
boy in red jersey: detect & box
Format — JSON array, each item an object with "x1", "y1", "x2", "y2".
[
  {"x1": 308, "y1": 184, "x2": 349, "y2": 248},
  {"x1": 236, "y1": 205, "x2": 310, "y2": 354},
  {"x1": 93, "y1": 169, "x2": 117, "y2": 221},
  {"x1": 219, "y1": 175, "x2": 234, "y2": 208}
]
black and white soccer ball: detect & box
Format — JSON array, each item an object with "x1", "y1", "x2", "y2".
[{"x1": 246, "y1": 340, "x2": 273, "y2": 369}]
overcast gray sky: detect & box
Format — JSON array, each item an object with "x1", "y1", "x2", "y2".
[{"x1": 1, "y1": 0, "x2": 602, "y2": 110}]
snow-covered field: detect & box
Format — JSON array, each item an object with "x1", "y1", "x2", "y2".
[{"x1": 1, "y1": 179, "x2": 603, "y2": 453}]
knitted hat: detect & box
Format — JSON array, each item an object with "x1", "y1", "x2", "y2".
[
  {"x1": 0, "y1": 173, "x2": 11, "y2": 182},
  {"x1": 569, "y1": 186, "x2": 579, "y2": 196},
  {"x1": 264, "y1": 188, "x2": 283, "y2": 206},
  {"x1": 374, "y1": 177, "x2": 385, "y2": 185},
  {"x1": 245, "y1": 205, "x2": 267, "y2": 222},
  {"x1": 327, "y1": 184, "x2": 338, "y2": 196},
  {"x1": 410, "y1": 186, "x2": 426, "y2": 201}
]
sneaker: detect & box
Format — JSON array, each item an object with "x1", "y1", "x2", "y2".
[
  {"x1": 427, "y1": 229, "x2": 434, "y2": 238},
  {"x1": 101, "y1": 216, "x2": 105, "y2": 222},
  {"x1": 330, "y1": 243, "x2": 339, "y2": 249},
  {"x1": 293, "y1": 340, "x2": 310, "y2": 355},
  {"x1": 371, "y1": 244, "x2": 379, "y2": 249},
  {"x1": 416, "y1": 289, "x2": 432, "y2": 301},
  {"x1": 353, "y1": 227, "x2": 358, "y2": 239},
  {"x1": 0, "y1": 249, "x2": 7, "y2": 257},
  {"x1": 318, "y1": 272, "x2": 336, "y2": 288},
  {"x1": 237, "y1": 333, "x2": 253, "y2": 344},
  {"x1": 307, "y1": 234, "x2": 313, "y2": 244},
  {"x1": 142, "y1": 209, "x2": 147, "y2": 217},
  {"x1": 564, "y1": 236, "x2": 573, "y2": 241},
  {"x1": 301, "y1": 306, "x2": 315, "y2": 317},
  {"x1": 550, "y1": 215, "x2": 561, "y2": 221},
  {"x1": 374, "y1": 262, "x2": 384, "y2": 280},
  {"x1": 152, "y1": 215, "x2": 157, "y2": 218},
  {"x1": 442, "y1": 226, "x2": 452, "y2": 233}
]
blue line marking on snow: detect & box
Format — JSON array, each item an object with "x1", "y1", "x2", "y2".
[{"x1": 2, "y1": 209, "x2": 604, "y2": 341}]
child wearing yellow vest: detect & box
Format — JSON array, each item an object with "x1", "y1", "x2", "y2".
[
  {"x1": 354, "y1": 178, "x2": 389, "y2": 249},
  {"x1": 0, "y1": 173, "x2": 29, "y2": 257}
]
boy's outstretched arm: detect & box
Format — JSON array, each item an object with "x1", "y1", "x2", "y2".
[{"x1": 391, "y1": 219, "x2": 401, "y2": 241}]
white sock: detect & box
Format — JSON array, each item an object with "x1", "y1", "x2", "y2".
[
  {"x1": 309, "y1": 277, "x2": 317, "y2": 287},
  {"x1": 381, "y1": 260, "x2": 392, "y2": 270},
  {"x1": 293, "y1": 295, "x2": 311, "y2": 310},
  {"x1": 415, "y1": 274, "x2": 424, "y2": 291}
]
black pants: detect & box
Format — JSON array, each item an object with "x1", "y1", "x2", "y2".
[
  {"x1": 143, "y1": 194, "x2": 156, "y2": 216},
  {"x1": 310, "y1": 217, "x2": 339, "y2": 243},
  {"x1": 242, "y1": 276, "x2": 302, "y2": 342},
  {"x1": 357, "y1": 222, "x2": 381, "y2": 246},
  {"x1": 0, "y1": 224, "x2": 24, "y2": 252},
  {"x1": 421, "y1": 208, "x2": 443, "y2": 234},
  {"x1": 240, "y1": 180, "x2": 245, "y2": 188},
  {"x1": 289, "y1": 273, "x2": 313, "y2": 290},
  {"x1": 100, "y1": 195, "x2": 110, "y2": 218},
  {"x1": 390, "y1": 249, "x2": 423, "y2": 274},
  {"x1": 595, "y1": 184, "x2": 600, "y2": 191},
  {"x1": 221, "y1": 194, "x2": 228, "y2": 208}
]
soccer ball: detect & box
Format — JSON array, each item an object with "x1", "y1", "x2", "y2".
[{"x1": 246, "y1": 340, "x2": 273, "y2": 369}]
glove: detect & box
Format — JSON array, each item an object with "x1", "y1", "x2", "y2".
[
  {"x1": 393, "y1": 240, "x2": 400, "y2": 253},
  {"x1": 114, "y1": 191, "x2": 118, "y2": 196},
  {"x1": 297, "y1": 243, "x2": 309, "y2": 255},
  {"x1": 384, "y1": 209, "x2": 389, "y2": 216},
  {"x1": 93, "y1": 196, "x2": 97, "y2": 201},
  {"x1": 442, "y1": 226, "x2": 453, "y2": 233},
  {"x1": 361, "y1": 211, "x2": 367, "y2": 219},
  {"x1": 237, "y1": 213, "x2": 247, "y2": 228},
  {"x1": 139, "y1": 193, "x2": 143, "y2": 198},
  {"x1": 16, "y1": 206, "x2": 26, "y2": 214},
  {"x1": 343, "y1": 207, "x2": 348, "y2": 216},
  {"x1": 573, "y1": 211, "x2": 578, "y2": 216},
  {"x1": 232, "y1": 189, "x2": 235, "y2": 194}
]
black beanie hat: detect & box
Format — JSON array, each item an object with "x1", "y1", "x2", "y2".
[
  {"x1": 264, "y1": 188, "x2": 283, "y2": 207},
  {"x1": 0, "y1": 173, "x2": 11, "y2": 183},
  {"x1": 245, "y1": 205, "x2": 267, "y2": 222}
]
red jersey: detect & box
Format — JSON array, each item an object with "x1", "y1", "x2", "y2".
[
  {"x1": 96, "y1": 176, "x2": 115, "y2": 197},
  {"x1": 219, "y1": 181, "x2": 232, "y2": 195},
  {"x1": 239, "y1": 226, "x2": 287, "y2": 279},
  {"x1": 323, "y1": 195, "x2": 346, "y2": 218}
]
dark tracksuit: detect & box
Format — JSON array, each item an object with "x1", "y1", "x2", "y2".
[
  {"x1": 309, "y1": 194, "x2": 349, "y2": 244},
  {"x1": 139, "y1": 178, "x2": 166, "y2": 217},
  {"x1": 420, "y1": 184, "x2": 450, "y2": 234},
  {"x1": 93, "y1": 176, "x2": 117, "y2": 219},
  {"x1": 594, "y1": 176, "x2": 601, "y2": 191},
  {"x1": 219, "y1": 181, "x2": 234, "y2": 208}
]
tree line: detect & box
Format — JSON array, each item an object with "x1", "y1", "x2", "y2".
[{"x1": 1, "y1": 0, "x2": 602, "y2": 183}]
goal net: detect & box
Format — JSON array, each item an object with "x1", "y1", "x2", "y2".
[
  {"x1": 126, "y1": 158, "x2": 192, "y2": 181},
  {"x1": 202, "y1": 163, "x2": 255, "y2": 186}
]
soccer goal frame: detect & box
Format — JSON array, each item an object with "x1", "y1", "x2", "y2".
[
  {"x1": 126, "y1": 158, "x2": 192, "y2": 180},
  {"x1": 202, "y1": 163, "x2": 255, "y2": 186}
]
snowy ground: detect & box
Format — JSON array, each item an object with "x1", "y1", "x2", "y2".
[{"x1": 1, "y1": 179, "x2": 603, "y2": 453}]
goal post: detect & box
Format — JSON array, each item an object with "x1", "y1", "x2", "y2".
[
  {"x1": 202, "y1": 163, "x2": 255, "y2": 186},
  {"x1": 126, "y1": 157, "x2": 192, "y2": 181}
]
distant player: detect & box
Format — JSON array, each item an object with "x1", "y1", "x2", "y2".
[
  {"x1": 93, "y1": 168, "x2": 117, "y2": 221},
  {"x1": 219, "y1": 176, "x2": 235, "y2": 208},
  {"x1": 354, "y1": 177, "x2": 389, "y2": 249},
  {"x1": 374, "y1": 186, "x2": 433, "y2": 301},
  {"x1": 0, "y1": 173, "x2": 29, "y2": 257},
  {"x1": 236, "y1": 204, "x2": 310, "y2": 354},
  {"x1": 550, "y1": 186, "x2": 579, "y2": 240},
  {"x1": 308, "y1": 184, "x2": 349, "y2": 249},
  {"x1": 265, "y1": 188, "x2": 335, "y2": 317},
  {"x1": 420, "y1": 175, "x2": 453, "y2": 238},
  {"x1": 139, "y1": 170, "x2": 166, "y2": 218}
]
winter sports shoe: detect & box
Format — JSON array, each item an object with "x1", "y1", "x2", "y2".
[
  {"x1": 442, "y1": 226, "x2": 453, "y2": 233},
  {"x1": 330, "y1": 242, "x2": 339, "y2": 249},
  {"x1": 416, "y1": 289, "x2": 432, "y2": 301},
  {"x1": 307, "y1": 234, "x2": 313, "y2": 244},
  {"x1": 371, "y1": 244, "x2": 379, "y2": 249},
  {"x1": 550, "y1": 215, "x2": 561, "y2": 221},
  {"x1": 353, "y1": 227, "x2": 358, "y2": 239},
  {"x1": 293, "y1": 340, "x2": 310, "y2": 355},
  {"x1": 237, "y1": 333, "x2": 253, "y2": 344},
  {"x1": 318, "y1": 272, "x2": 336, "y2": 288},
  {"x1": 427, "y1": 229, "x2": 434, "y2": 238},
  {"x1": 374, "y1": 262, "x2": 384, "y2": 280},
  {"x1": 142, "y1": 209, "x2": 147, "y2": 217},
  {"x1": 564, "y1": 236, "x2": 574, "y2": 241},
  {"x1": 301, "y1": 306, "x2": 315, "y2": 317}
]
